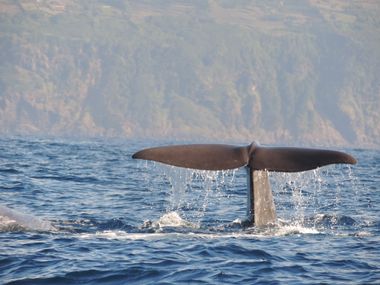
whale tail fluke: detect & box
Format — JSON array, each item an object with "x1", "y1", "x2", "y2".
[
  {"x1": 132, "y1": 142, "x2": 356, "y2": 227},
  {"x1": 132, "y1": 143, "x2": 356, "y2": 172}
]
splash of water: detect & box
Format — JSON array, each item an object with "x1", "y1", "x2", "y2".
[
  {"x1": 270, "y1": 170, "x2": 324, "y2": 226},
  {"x1": 154, "y1": 211, "x2": 196, "y2": 228},
  {"x1": 141, "y1": 161, "x2": 358, "y2": 234},
  {"x1": 154, "y1": 164, "x2": 237, "y2": 225},
  {"x1": 270, "y1": 165, "x2": 358, "y2": 231}
]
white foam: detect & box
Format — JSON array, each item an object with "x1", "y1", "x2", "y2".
[
  {"x1": 155, "y1": 211, "x2": 197, "y2": 228},
  {"x1": 274, "y1": 224, "x2": 320, "y2": 236},
  {"x1": 80, "y1": 230, "x2": 261, "y2": 241},
  {"x1": 0, "y1": 205, "x2": 55, "y2": 232},
  {"x1": 78, "y1": 222, "x2": 321, "y2": 241},
  {"x1": 353, "y1": 231, "x2": 373, "y2": 237}
]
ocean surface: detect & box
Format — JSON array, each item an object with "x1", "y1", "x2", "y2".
[{"x1": 0, "y1": 137, "x2": 379, "y2": 284}]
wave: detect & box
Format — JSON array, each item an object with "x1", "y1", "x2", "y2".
[
  {"x1": 0, "y1": 206, "x2": 365, "y2": 240},
  {"x1": 76, "y1": 211, "x2": 325, "y2": 241}
]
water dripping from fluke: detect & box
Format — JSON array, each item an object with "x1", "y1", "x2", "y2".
[{"x1": 133, "y1": 141, "x2": 356, "y2": 229}]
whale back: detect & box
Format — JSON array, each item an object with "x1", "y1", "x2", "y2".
[{"x1": 0, "y1": 205, "x2": 55, "y2": 232}]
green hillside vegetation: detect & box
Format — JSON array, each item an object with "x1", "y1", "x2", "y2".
[{"x1": 0, "y1": 0, "x2": 379, "y2": 146}]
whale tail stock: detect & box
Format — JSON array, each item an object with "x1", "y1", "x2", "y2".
[{"x1": 132, "y1": 142, "x2": 356, "y2": 226}]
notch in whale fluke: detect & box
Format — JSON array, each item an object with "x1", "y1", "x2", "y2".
[{"x1": 132, "y1": 142, "x2": 356, "y2": 172}]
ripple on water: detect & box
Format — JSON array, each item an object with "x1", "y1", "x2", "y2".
[{"x1": 0, "y1": 138, "x2": 379, "y2": 285}]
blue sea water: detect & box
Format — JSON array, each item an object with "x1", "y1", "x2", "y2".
[{"x1": 0, "y1": 137, "x2": 379, "y2": 284}]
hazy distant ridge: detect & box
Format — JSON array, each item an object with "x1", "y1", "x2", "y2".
[{"x1": 0, "y1": 0, "x2": 379, "y2": 146}]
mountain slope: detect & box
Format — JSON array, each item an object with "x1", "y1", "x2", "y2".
[{"x1": 0, "y1": 0, "x2": 379, "y2": 146}]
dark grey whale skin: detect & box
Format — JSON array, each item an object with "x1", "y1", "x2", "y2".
[{"x1": 132, "y1": 142, "x2": 357, "y2": 172}]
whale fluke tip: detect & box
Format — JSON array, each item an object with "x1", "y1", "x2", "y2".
[{"x1": 250, "y1": 146, "x2": 357, "y2": 172}]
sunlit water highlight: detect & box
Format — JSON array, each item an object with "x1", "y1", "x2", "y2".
[{"x1": 0, "y1": 138, "x2": 379, "y2": 284}]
